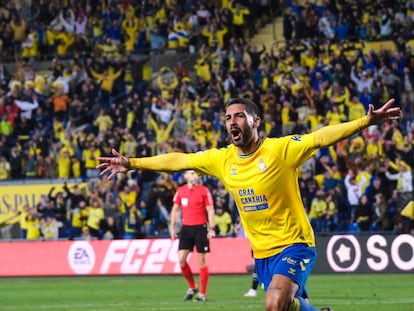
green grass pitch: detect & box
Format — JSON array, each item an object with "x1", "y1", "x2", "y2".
[{"x1": 1, "y1": 274, "x2": 413, "y2": 311}]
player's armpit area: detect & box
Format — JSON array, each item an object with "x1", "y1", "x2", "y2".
[
  {"x1": 129, "y1": 152, "x2": 191, "y2": 172},
  {"x1": 313, "y1": 116, "x2": 369, "y2": 148}
]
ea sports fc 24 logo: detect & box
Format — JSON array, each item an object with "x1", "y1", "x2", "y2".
[
  {"x1": 326, "y1": 234, "x2": 414, "y2": 272},
  {"x1": 67, "y1": 239, "x2": 182, "y2": 275}
]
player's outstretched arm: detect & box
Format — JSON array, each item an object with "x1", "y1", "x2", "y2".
[
  {"x1": 97, "y1": 148, "x2": 191, "y2": 180},
  {"x1": 314, "y1": 98, "x2": 401, "y2": 148}
]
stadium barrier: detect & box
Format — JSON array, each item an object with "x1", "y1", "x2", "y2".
[
  {"x1": 0, "y1": 238, "x2": 252, "y2": 276},
  {"x1": 0, "y1": 234, "x2": 413, "y2": 277}
]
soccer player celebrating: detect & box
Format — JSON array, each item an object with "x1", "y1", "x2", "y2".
[
  {"x1": 97, "y1": 98, "x2": 400, "y2": 311},
  {"x1": 169, "y1": 169, "x2": 215, "y2": 302}
]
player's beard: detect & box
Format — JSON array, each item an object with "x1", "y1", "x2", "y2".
[{"x1": 229, "y1": 126, "x2": 253, "y2": 148}]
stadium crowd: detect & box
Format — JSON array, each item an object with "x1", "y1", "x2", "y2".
[{"x1": 0, "y1": 0, "x2": 413, "y2": 241}]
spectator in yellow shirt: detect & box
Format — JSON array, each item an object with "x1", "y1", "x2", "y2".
[
  {"x1": 19, "y1": 204, "x2": 31, "y2": 239},
  {"x1": 304, "y1": 107, "x2": 324, "y2": 131},
  {"x1": 71, "y1": 155, "x2": 82, "y2": 179},
  {"x1": 229, "y1": 2, "x2": 250, "y2": 40},
  {"x1": 167, "y1": 26, "x2": 179, "y2": 49},
  {"x1": 21, "y1": 27, "x2": 39, "y2": 59},
  {"x1": 281, "y1": 100, "x2": 296, "y2": 135},
  {"x1": 308, "y1": 189, "x2": 327, "y2": 232},
  {"x1": 214, "y1": 204, "x2": 234, "y2": 237},
  {"x1": 119, "y1": 185, "x2": 138, "y2": 214},
  {"x1": 25, "y1": 208, "x2": 41, "y2": 240},
  {"x1": 86, "y1": 194, "x2": 105, "y2": 239},
  {"x1": 201, "y1": 22, "x2": 228, "y2": 50},
  {"x1": 365, "y1": 134, "x2": 384, "y2": 160},
  {"x1": 119, "y1": 132, "x2": 138, "y2": 157},
  {"x1": 57, "y1": 150, "x2": 71, "y2": 179},
  {"x1": 326, "y1": 105, "x2": 347, "y2": 125},
  {"x1": 82, "y1": 144, "x2": 101, "y2": 180},
  {"x1": 156, "y1": 67, "x2": 178, "y2": 100},
  {"x1": 194, "y1": 56, "x2": 211, "y2": 84},
  {"x1": 89, "y1": 66, "x2": 123, "y2": 109},
  {"x1": 326, "y1": 81, "x2": 350, "y2": 114},
  {"x1": 148, "y1": 115, "x2": 176, "y2": 144},
  {"x1": 346, "y1": 95, "x2": 367, "y2": 121},
  {"x1": 122, "y1": 16, "x2": 139, "y2": 53},
  {"x1": 54, "y1": 28, "x2": 75, "y2": 58},
  {"x1": 300, "y1": 48, "x2": 317, "y2": 70},
  {"x1": 93, "y1": 108, "x2": 114, "y2": 133},
  {"x1": 69, "y1": 200, "x2": 88, "y2": 239},
  {"x1": 10, "y1": 13, "x2": 26, "y2": 53},
  {"x1": 0, "y1": 156, "x2": 11, "y2": 180}
]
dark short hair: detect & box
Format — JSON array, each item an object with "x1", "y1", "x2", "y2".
[{"x1": 226, "y1": 98, "x2": 260, "y2": 117}]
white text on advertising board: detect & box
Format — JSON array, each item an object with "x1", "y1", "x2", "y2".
[{"x1": 327, "y1": 234, "x2": 414, "y2": 272}]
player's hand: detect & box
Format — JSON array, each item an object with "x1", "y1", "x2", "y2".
[
  {"x1": 96, "y1": 148, "x2": 130, "y2": 180},
  {"x1": 170, "y1": 228, "x2": 177, "y2": 240},
  {"x1": 367, "y1": 98, "x2": 401, "y2": 125},
  {"x1": 207, "y1": 229, "x2": 215, "y2": 239}
]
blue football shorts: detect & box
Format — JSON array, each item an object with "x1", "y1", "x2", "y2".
[{"x1": 254, "y1": 243, "x2": 317, "y2": 297}]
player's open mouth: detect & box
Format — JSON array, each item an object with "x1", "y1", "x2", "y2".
[{"x1": 231, "y1": 128, "x2": 241, "y2": 141}]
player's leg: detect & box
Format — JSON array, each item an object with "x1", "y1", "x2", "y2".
[
  {"x1": 178, "y1": 226, "x2": 198, "y2": 300},
  {"x1": 179, "y1": 248, "x2": 199, "y2": 300},
  {"x1": 244, "y1": 263, "x2": 258, "y2": 297},
  {"x1": 194, "y1": 224, "x2": 210, "y2": 301},
  {"x1": 256, "y1": 244, "x2": 328, "y2": 311},
  {"x1": 265, "y1": 274, "x2": 321, "y2": 311},
  {"x1": 194, "y1": 252, "x2": 208, "y2": 301}
]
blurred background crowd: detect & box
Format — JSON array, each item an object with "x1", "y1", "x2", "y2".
[{"x1": 0, "y1": 0, "x2": 413, "y2": 241}]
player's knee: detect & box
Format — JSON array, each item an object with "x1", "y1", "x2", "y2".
[
  {"x1": 197, "y1": 252, "x2": 207, "y2": 266},
  {"x1": 264, "y1": 295, "x2": 291, "y2": 311},
  {"x1": 178, "y1": 256, "x2": 187, "y2": 267},
  {"x1": 199, "y1": 258, "x2": 207, "y2": 267},
  {"x1": 265, "y1": 298, "x2": 289, "y2": 311}
]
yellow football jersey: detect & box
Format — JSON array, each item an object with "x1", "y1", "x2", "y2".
[{"x1": 189, "y1": 135, "x2": 317, "y2": 258}]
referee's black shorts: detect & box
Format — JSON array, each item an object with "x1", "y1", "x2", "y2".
[{"x1": 178, "y1": 224, "x2": 210, "y2": 253}]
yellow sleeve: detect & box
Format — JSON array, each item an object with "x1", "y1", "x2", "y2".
[
  {"x1": 313, "y1": 116, "x2": 369, "y2": 148},
  {"x1": 400, "y1": 160, "x2": 411, "y2": 171},
  {"x1": 156, "y1": 75, "x2": 164, "y2": 88},
  {"x1": 129, "y1": 152, "x2": 191, "y2": 171},
  {"x1": 148, "y1": 116, "x2": 159, "y2": 131},
  {"x1": 388, "y1": 160, "x2": 399, "y2": 171},
  {"x1": 201, "y1": 26, "x2": 211, "y2": 37},
  {"x1": 90, "y1": 69, "x2": 103, "y2": 80},
  {"x1": 165, "y1": 118, "x2": 176, "y2": 135},
  {"x1": 121, "y1": 19, "x2": 128, "y2": 30},
  {"x1": 111, "y1": 69, "x2": 123, "y2": 80},
  {"x1": 170, "y1": 75, "x2": 178, "y2": 89},
  {"x1": 130, "y1": 148, "x2": 224, "y2": 177}
]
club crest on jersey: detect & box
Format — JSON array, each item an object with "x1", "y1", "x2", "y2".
[
  {"x1": 291, "y1": 135, "x2": 302, "y2": 141},
  {"x1": 230, "y1": 167, "x2": 237, "y2": 175},
  {"x1": 258, "y1": 158, "x2": 267, "y2": 172}
]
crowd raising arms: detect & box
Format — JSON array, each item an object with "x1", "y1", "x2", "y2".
[{"x1": 97, "y1": 98, "x2": 400, "y2": 311}]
